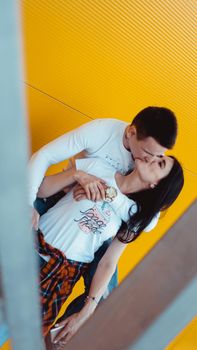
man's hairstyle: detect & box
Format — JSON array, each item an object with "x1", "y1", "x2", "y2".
[{"x1": 131, "y1": 106, "x2": 178, "y2": 149}]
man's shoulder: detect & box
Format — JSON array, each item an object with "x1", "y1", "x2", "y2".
[
  {"x1": 83, "y1": 118, "x2": 128, "y2": 128},
  {"x1": 94, "y1": 118, "x2": 128, "y2": 126},
  {"x1": 83, "y1": 118, "x2": 128, "y2": 136},
  {"x1": 76, "y1": 118, "x2": 128, "y2": 143}
]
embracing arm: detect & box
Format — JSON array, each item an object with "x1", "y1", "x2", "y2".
[
  {"x1": 54, "y1": 236, "x2": 127, "y2": 344},
  {"x1": 37, "y1": 166, "x2": 106, "y2": 200},
  {"x1": 37, "y1": 166, "x2": 78, "y2": 198},
  {"x1": 28, "y1": 119, "x2": 105, "y2": 206}
]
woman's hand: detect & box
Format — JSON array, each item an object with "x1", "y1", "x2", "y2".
[
  {"x1": 53, "y1": 313, "x2": 87, "y2": 346},
  {"x1": 73, "y1": 183, "x2": 87, "y2": 201},
  {"x1": 74, "y1": 170, "x2": 107, "y2": 201}
]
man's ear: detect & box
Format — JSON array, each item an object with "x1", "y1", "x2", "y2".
[{"x1": 127, "y1": 125, "x2": 137, "y2": 138}]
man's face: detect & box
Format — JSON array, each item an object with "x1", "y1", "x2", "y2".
[{"x1": 124, "y1": 125, "x2": 167, "y2": 162}]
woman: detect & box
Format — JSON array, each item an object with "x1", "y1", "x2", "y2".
[{"x1": 36, "y1": 155, "x2": 184, "y2": 344}]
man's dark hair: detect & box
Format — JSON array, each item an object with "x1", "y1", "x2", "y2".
[{"x1": 131, "y1": 106, "x2": 178, "y2": 149}]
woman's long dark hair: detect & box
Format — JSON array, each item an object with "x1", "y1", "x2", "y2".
[{"x1": 117, "y1": 156, "x2": 184, "y2": 243}]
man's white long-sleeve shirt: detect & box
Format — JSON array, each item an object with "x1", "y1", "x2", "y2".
[{"x1": 28, "y1": 118, "x2": 133, "y2": 206}]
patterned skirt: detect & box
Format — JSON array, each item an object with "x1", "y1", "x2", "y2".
[{"x1": 36, "y1": 230, "x2": 89, "y2": 336}]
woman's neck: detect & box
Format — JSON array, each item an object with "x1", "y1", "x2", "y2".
[{"x1": 115, "y1": 170, "x2": 148, "y2": 194}]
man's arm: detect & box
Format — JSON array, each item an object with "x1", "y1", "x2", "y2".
[
  {"x1": 53, "y1": 237, "x2": 127, "y2": 344},
  {"x1": 28, "y1": 119, "x2": 104, "y2": 206}
]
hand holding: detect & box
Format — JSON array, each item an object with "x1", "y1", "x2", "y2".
[
  {"x1": 73, "y1": 183, "x2": 87, "y2": 201},
  {"x1": 74, "y1": 170, "x2": 107, "y2": 201}
]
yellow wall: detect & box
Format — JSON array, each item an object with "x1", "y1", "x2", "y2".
[{"x1": 2, "y1": 1, "x2": 195, "y2": 349}]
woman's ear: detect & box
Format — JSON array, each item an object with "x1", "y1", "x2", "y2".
[{"x1": 150, "y1": 183, "x2": 157, "y2": 189}]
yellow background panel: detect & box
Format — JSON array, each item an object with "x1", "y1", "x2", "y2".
[
  {"x1": 21, "y1": 0, "x2": 197, "y2": 171},
  {"x1": 166, "y1": 317, "x2": 197, "y2": 350},
  {"x1": 4, "y1": 0, "x2": 195, "y2": 349}
]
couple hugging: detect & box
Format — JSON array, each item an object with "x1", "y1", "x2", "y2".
[{"x1": 29, "y1": 106, "x2": 184, "y2": 347}]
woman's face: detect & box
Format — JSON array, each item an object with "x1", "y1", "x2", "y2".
[{"x1": 135, "y1": 156, "x2": 174, "y2": 186}]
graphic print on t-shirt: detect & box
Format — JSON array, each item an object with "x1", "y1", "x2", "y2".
[
  {"x1": 105, "y1": 155, "x2": 131, "y2": 174},
  {"x1": 74, "y1": 203, "x2": 112, "y2": 235}
]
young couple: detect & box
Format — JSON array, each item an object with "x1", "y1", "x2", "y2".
[{"x1": 29, "y1": 106, "x2": 184, "y2": 347}]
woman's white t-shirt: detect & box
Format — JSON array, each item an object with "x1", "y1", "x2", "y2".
[
  {"x1": 38, "y1": 158, "x2": 135, "y2": 262},
  {"x1": 39, "y1": 158, "x2": 159, "y2": 263}
]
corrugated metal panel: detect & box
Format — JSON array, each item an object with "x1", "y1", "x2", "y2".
[
  {"x1": 21, "y1": 0, "x2": 197, "y2": 171},
  {"x1": 19, "y1": 1, "x2": 197, "y2": 349}
]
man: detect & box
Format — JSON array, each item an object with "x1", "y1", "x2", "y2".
[
  {"x1": 30, "y1": 106, "x2": 177, "y2": 221},
  {"x1": 29, "y1": 106, "x2": 177, "y2": 336}
]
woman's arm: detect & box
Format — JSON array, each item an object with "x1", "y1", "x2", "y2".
[
  {"x1": 54, "y1": 237, "x2": 127, "y2": 344},
  {"x1": 37, "y1": 166, "x2": 77, "y2": 198},
  {"x1": 37, "y1": 167, "x2": 106, "y2": 200}
]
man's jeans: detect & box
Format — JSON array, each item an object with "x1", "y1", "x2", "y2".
[{"x1": 34, "y1": 193, "x2": 118, "y2": 319}]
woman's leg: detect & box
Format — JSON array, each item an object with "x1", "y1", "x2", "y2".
[{"x1": 40, "y1": 257, "x2": 88, "y2": 337}]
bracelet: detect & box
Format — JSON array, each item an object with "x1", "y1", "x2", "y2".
[{"x1": 85, "y1": 295, "x2": 99, "y2": 305}]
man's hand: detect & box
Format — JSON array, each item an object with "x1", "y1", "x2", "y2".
[
  {"x1": 32, "y1": 207, "x2": 40, "y2": 230},
  {"x1": 53, "y1": 313, "x2": 86, "y2": 346},
  {"x1": 74, "y1": 171, "x2": 107, "y2": 201}
]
